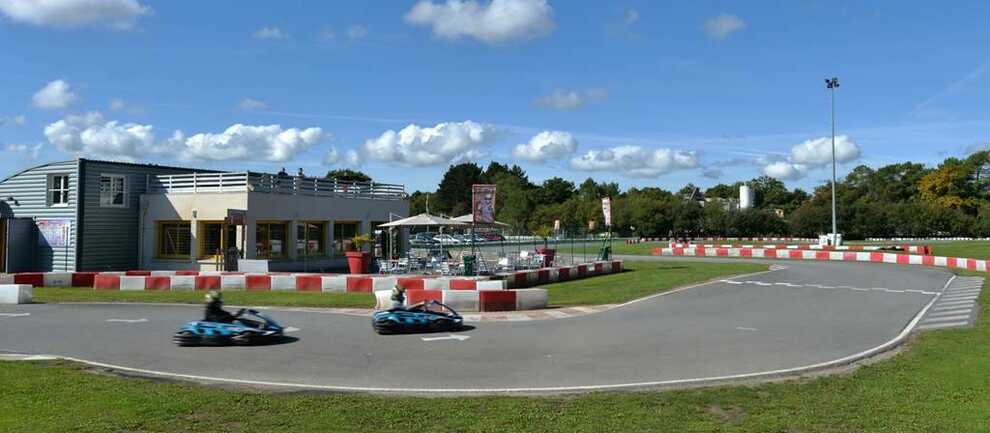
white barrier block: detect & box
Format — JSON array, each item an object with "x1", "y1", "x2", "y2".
[
  {"x1": 372, "y1": 276, "x2": 398, "y2": 292},
  {"x1": 909, "y1": 255, "x2": 924, "y2": 265},
  {"x1": 43, "y1": 272, "x2": 72, "y2": 287},
  {"x1": 728, "y1": 249, "x2": 741, "y2": 257},
  {"x1": 119, "y1": 276, "x2": 146, "y2": 291},
  {"x1": 752, "y1": 249, "x2": 766, "y2": 258},
  {"x1": 322, "y1": 276, "x2": 347, "y2": 293},
  {"x1": 200, "y1": 271, "x2": 224, "y2": 276},
  {"x1": 978, "y1": 260, "x2": 988, "y2": 272},
  {"x1": 526, "y1": 271, "x2": 538, "y2": 286},
  {"x1": 802, "y1": 250, "x2": 816, "y2": 260},
  {"x1": 856, "y1": 252, "x2": 871, "y2": 262},
  {"x1": 424, "y1": 279, "x2": 450, "y2": 290},
  {"x1": 374, "y1": 290, "x2": 393, "y2": 310},
  {"x1": 775, "y1": 249, "x2": 790, "y2": 259},
  {"x1": 515, "y1": 288, "x2": 549, "y2": 310},
  {"x1": 221, "y1": 275, "x2": 246, "y2": 291},
  {"x1": 150, "y1": 270, "x2": 177, "y2": 277},
  {"x1": 883, "y1": 253, "x2": 898, "y2": 264},
  {"x1": 829, "y1": 251, "x2": 844, "y2": 261},
  {"x1": 477, "y1": 280, "x2": 506, "y2": 290},
  {"x1": 169, "y1": 276, "x2": 196, "y2": 291},
  {"x1": 705, "y1": 247, "x2": 717, "y2": 257},
  {"x1": 271, "y1": 275, "x2": 296, "y2": 291},
  {"x1": 934, "y1": 256, "x2": 948, "y2": 267},
  {"x1": 443, "y1": 290, "x2": 479, "y2": 312},
  {"x1": 0, "y1": 274, "x2": 13, "y2": 284},
  {"x1": 547, "y1": 267, "x2": 560, "y2": 281},
  {"x1": 0, "y1": 284, "x2": 31, "y2": 304}
]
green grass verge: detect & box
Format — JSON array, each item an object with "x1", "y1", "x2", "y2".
[
  {"x1": 2, "y1": 275, "x2": 988, "y2": 432},
  {"x1": 31, "y1": 288, "x2": 375, "y2": 309},
  {"x1": 545, "y1": 261, "x2": 766, "y2": 306}
]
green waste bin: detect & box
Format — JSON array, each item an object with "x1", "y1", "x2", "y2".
[
  {"x1": 462, "y1": 255, "x2": 476, "y2": 276},
  {"x1": 598, "y1": 245, "x2": 611, "y2": 261}
]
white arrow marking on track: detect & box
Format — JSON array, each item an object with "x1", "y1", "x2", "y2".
[
  {"x1": 421, "y1": 334, "x2": 470, "y2": 342},
  {"x1": 0, "y1": 313, "x2": 30, "y2": 317},
  {"x1": 106, "y1": 318, "x2": 148, "y2": 323},
  {"x1": 736, "y1": 327, "x2": 759, "y2": 332}
]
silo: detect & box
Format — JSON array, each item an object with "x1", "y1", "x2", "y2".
[{"x1": 739, "y1": 185, "x2": 754, "y2": 210}]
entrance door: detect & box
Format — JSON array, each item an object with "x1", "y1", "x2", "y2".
[{"x1": 0, "y1": 219, "x2": 6, "y2": 273}]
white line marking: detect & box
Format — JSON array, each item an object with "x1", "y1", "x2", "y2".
[
  {"x1": 284, "y1": 326, "x2": 301, "y2": 333},
  {"x1": 918, "y1": 321, "x2": 970, "y2": 330},
  {"x1": 927, "y1": 308, "x2": 972, "y2": 316},
  {"x1": 0, "y1": 313, "x2": 30, "y2": 318},
  {"x1": 933, "y1": 304, "x2": 973, "y2": 312},
  {"x1": 735, "y1": 327, "x2": 759, "y2": 331},
  {"x1": 923, "y1": 315, "x2": 971, "y2": 323},
  {"x1": 106, "y1": 318, "x2": 148, "y2": 323},
  {"x1": 421, "y1": 334, "x2": 470, "y2": 342},
  {"x1": 940, "y1": 295, "x2": 978, "y2": 302},
  {"x1": 850, "y1": 287, "x2": 870, "y2": 291},
  {"x1": 937, "y1": 300, "x2": 976, "y2": 307}
]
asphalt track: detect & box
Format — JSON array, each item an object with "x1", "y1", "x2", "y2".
[{"x1": 0, "y1": 258, "x2": 954, "y2": 394}]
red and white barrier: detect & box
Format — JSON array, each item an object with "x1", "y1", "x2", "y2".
[
  {"x1": 499, "y1": 260, "x2": 624, "y2": 289},
  {"x1": 652, "y1": 246, "x2": 990, "y2": 272},
  {"x1": 371, "y1": 287, "x2": 549, "y2": 312},
  {"x1": 667, "y1": 243, "x2": 932, "y2": 255}
]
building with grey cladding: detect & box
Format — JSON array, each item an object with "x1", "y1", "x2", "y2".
[{"x1": 0, "y1": 159, "x2": 409, "y2": 272}]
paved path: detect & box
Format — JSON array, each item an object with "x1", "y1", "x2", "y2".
[{"x1": 0, "y1": 259, "x2": 963, "y2": 393}]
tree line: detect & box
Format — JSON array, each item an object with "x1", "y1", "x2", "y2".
[{"x1": 332, "y1": 151, "x2": 990, "y2": 239}]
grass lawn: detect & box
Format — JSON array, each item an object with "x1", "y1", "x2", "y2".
[
  {"x1": 31, "y1": 288, "x2": 376, "y2": 309},
  {"x1": 2, "y1": 273, "x2": 987, "y2": 432},
  {"x1": 545, "y1": 261, "x2": 766, "y2": 306}
]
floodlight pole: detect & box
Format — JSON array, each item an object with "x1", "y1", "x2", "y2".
[{"x1": 826, "y1": 77, "x2": 840, "y2": 241}]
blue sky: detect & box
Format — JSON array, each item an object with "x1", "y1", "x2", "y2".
[{"x1": 1, "y1": 0, "x2": 989, "y2": 192}]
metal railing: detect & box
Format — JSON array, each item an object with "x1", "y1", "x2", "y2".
[{"x1": 146, "y1": 172, "x2": 406, "y2": 200}]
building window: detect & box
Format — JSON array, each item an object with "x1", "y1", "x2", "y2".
[
  {"x1": 99, "y1": 174, "x2": 127, "y2": 207},
  {"x1": 333, "y1": 221, "x2": 359, "y2": 254},
  {"x1": 157, "y1": 221, "x2": 191, "y2": 258},
  {"x1": 297, "y1": 222, "x2": 326, "y2": 257},
  {"x1": 48, "y1": 174, "x2": 70, "y2": 206},
  {"x1": 256, "y1": 222, "x2": 288, "y2": 258}
]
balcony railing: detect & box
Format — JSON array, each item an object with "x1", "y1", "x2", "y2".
[{"x1": 146, "y1": 172, "x2": 406, "y2": 200}]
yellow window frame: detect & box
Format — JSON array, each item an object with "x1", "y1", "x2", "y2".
[{"x1": 156, "y1": 220, "x2": 191, "y2": 259}]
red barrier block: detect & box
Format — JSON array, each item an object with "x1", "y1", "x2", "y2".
[
  {"x1": 694, "y1": 247, "x2": 706, "y2": 256},
  {"x1": 740, "y1": 248, "x2": 753, "y2": 257},
  {"x1": 346, "y1": 276, "x2": 372, "y2": 293},
  {"x1": 245, "y1": 275, "x2": 271, "y2": 291},
  {"x1": 815, "y1": 251, "x2": 829, "y2": 261},
  {"x1": 70, "y1": 272, "x2": 98, "y2": 288},
  {"x1": 896, "y1": 254, "x2": 910, "y2": 265},
  {"x1": 538, "y1": 269, "x2": 550, "y2": 284},
  {"x1": 651, "y1": 248, "x2": 661, "y2": 256},
  {"x1": 295, "y1": 275, "x2": 322, "y2": 292},
  {"x1": 479, "y1": 290, "x2": 517, "y2": 312},
  {"x1": 406, "y1": 289, "x2": 443, "y2": 306},
  {"x1": 514, "y1": 272, "x2": 528, "y2": 288},
  {"x1": 397, "y1": 277, "x2": 426, "y2": 291},
  {"x1": 922, "y1": 255, "x2": 935, "y2": 267},
  {"x1": 672, "y1": 247, "x2": 684, "y2": 255},
  {"x1": 594, "y1": 263, "x2": 604, "y2": 273},
  {"x1": 843, "y1": 252, "x2": 857, "y2": 262},
  {"x1": 577, "y1": 265, "x2": 588, "y2": 277},
  {"x1": 967, "y1": 259, "x2": 977, "y2": 270},
  {"x1": 93, "y1": 274, "x2": 120, "y2": 290},
  {"x1": 144, "y1": 276, "x2": 171, "y2": 291},
  {"x1": 558, "y1": 267, "x2": 570, "y2": 281},
  {"x1": 449, "y1": 279, "x2": 477, "y2": 290},
  {"x1": 870, "y1": 252, "x2": 884, "y2": 262},
  {"x1": 611, "y1": 261, "x2": 622, "y2": 273},
  {"x1": 175, "y1": 270, "x2": 200, "y2": 276},
  {"x1": 195, "y1": 276, "x2": 221, "y2": 291},
  {"x1": 715, "y1": 248, "x2": 729, "y2": 257},
  {"x1": 125, "y1": 270, "x2": 151, "y2": 276},
  {"x1": 14, "y1": 273, "x2": 44, "y2": 287},
  {"x1": 947, "y1": 257, "x2": 958, "y2": 268}
]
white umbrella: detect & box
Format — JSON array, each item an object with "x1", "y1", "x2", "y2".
[
  {"x1": 451, "y1": 214, "x2": 510, "y2": 227},
  {"x1": 378, "y1": 213, "x2": 468, "y2": 228}
]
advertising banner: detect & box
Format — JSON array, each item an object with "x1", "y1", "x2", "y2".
[
  {"x1": 37, "y1": 218, "x2": 71, "y2": 248},
  {"x1": 602, "y1": 197, "x2": 612, "y2": 227},
  {"x1": 472, "y1": 184, "x2": 497, "y2": 224}
]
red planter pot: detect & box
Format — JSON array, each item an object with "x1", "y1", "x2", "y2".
[
  {"x1": 535, "y1": 247, "x2": 556, "y2": 268},
  {"x1": 345, "y1": 251, "x2": 371, "y2": 274}
]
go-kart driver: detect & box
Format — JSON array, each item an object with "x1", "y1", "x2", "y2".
[{"x1": 204, "y1": 291, "x2": 243, "y2": 323}]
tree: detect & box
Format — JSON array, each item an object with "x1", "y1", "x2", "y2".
[
  {"x1": 408, "y1": 191, "x2": 430, "y2": 215},
  {"x1": 325, "y1": 169, "x2": 371, "y2": 182},
  {"x1": 435, "y1": 163, "x2": 486, "y2": 216},
  {"x1": 538, "y1": 177, "x2": 575, "y2": 204}
]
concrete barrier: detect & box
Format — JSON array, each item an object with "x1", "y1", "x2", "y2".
[
  {"x1": 514, "y1": 288, "x2": 548, "y2": 310},
  {"x1": 0, "y1": 284, "x2": 31, "y2": 304}
]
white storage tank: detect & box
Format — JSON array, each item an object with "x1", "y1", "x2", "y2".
[{"x1": 739, "y1": 185, "x2": 754, "y2": 210}]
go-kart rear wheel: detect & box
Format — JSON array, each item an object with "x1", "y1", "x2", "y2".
[
  {"x1": 172, "y1": 330, "x2": 199, "y2": 347},
  {"x1": 231, "y1": 331, "x2": 256, "y2": 345}
]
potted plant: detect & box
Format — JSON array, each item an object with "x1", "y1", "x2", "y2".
[
  {"x1": 532, "y1": 225, "x2": 556, "y2": 268},
  {"x1": 345, "y1": 234, "x2": 373, "y2": 274}
]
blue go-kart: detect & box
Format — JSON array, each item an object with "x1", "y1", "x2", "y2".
[
  {"x1": 372, "y1": 300, "x2": 464, "y2": 334},
  {"x1": 172, "y1": 309, "x2": 285, "y2": 346}
]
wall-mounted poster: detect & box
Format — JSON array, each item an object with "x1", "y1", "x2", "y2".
[
  {"x1": 472, "y1": 184, "x2": 496, "y2": 224},
  {"x1": 37, "y1": 218, "x2": 71, "y2": 248}
]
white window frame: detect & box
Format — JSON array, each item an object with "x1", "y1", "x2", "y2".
[
  {"x1": 99, "y1": 174, "x2": 128, "y2": 208},
  {"x1": 47, "y1": 174, "x2": 70, "y2": 207}
]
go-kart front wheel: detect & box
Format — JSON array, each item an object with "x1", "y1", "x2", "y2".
[{"x1": 172, "y1": 330, "x2": 199, "y2": 347}]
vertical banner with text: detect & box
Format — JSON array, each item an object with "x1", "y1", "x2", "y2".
[
  {"x1": 601, "y1": 197, "x2": 612, "y2": 227},
  {"x1": 472, "y1": 184, "x2": 497, "y2": 224}
]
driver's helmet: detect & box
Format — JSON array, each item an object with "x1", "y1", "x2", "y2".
[
  {"x1": 390, "y1": 285, "x2": 405, "y2": 300},
  {"x1": 205, "y1": 290, "x2": 223, "y2": 303}
]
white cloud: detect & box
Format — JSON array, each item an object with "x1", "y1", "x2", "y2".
[
  {"x1": 238, "y1": 98, "x2": 267, "y2": 111},
  {"x1": 704, "y1": 14, "x2": 745, "y2": 40},
  {"x1": 253, "y1": 26, "x2": 286, "y2": 39},
  {"x1": 33, "y1": 80, "x2": 77, "y2": 110},
  {"x1": 513, "y1": 130, "x2": 576, "y2": 162},
  {"x1": 0, "y1": 0, "x2": 150, "y2": 29},
  {"x1": 789, "y1": 135, "x2": 861, "y2": 165},
  {"x1": 323, "y1": 147, "x2": 361, "y2": 166},
  {"x1": 624, "y1": 8, "x2": 639, "y2": 25},
  {"x1": 347, "y1": 25, "x2": 367, "y2": 40},
  {"x1": 570, "y1": 145, "x2": 699, "y2": 177},
  {"x1": 108, "y1": 98, "x2": 125, "y2": 111},
  {"x1": 44, "y1": 112, "x2": 324, "y2": 162},
  {"x1": 405, "y1": 0, "x2": 554, "y2": 44},
  {"x1": 44, "y1": 112, "x2": 158, "y2": 160},
  {"x1": 362, "y1": 120, "x2": 496, "y2": 166},
  {"x1": 0, "y1": 115, "x2": 26, "y2": 126},
  {"x1": 4, "y1": 143, "x2": 43, "y2": 159},
  {"x1": 178, "y1": 125, "x2": 324, "y2": 162},
  {"x1": 760, "y1": 135, "x2": 861, "y2": 181},
  {"x1": 534, "y1": 88, "x2": 608, "y2": 110},
  {"x1": 762, "y1": 161, "x2": 807, "y2": 180}
]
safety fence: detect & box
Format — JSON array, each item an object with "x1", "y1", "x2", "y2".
[{"x1": 652, "y1": 247, "x2": 989, "y2": 272}]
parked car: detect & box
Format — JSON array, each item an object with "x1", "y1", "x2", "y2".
[
  {"x1": 482, "y1": 232, "x2": 505, "y2": 241},
  {"x1": 433, "y1": 234, "x2": 462, "y2": 244}
]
